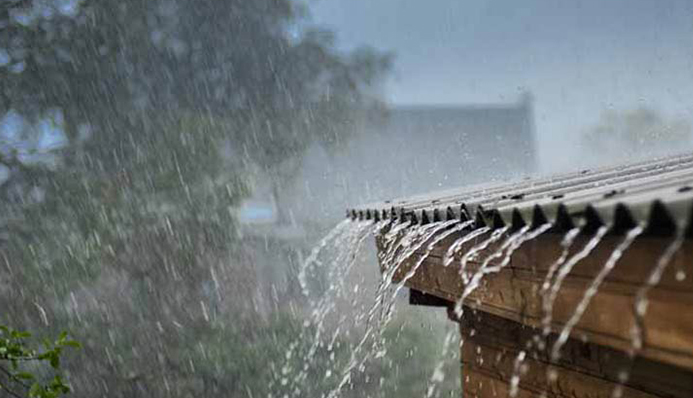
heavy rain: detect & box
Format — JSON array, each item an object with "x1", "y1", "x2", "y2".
[{"x1": 1, "y1": 1, "x2": 693, "y2": 398}]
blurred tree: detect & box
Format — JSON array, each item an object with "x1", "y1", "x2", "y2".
[
  {"x1": 582, "y1": 107, "x2": 692, "y2": 163},
  {"x1": 0, "y1": 0, "x2": 390, "y2": 204},
  {"x1": 0, "y1": 0, "x2": 391, "y2": 397}
]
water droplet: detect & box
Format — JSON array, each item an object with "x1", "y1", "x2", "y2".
[{"x1": 676, "y1": 270, "x2": 686, "y2": 281}]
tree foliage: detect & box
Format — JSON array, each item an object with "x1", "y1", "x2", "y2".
[
  {"x1": 582, "y1": 107, "x2": 692, "y2": 163},
  {"x1": 0, "y1": 325, "x2": 79, "y2": 398},
  {"x1": 0, "y1": 0, "x2": 391, "y2": 396},
  {"x1": 0, "y1": 0, "x2": 390, "y2": 174}
]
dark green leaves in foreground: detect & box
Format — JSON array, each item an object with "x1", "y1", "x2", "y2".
[{"x1": 0, "y1": 326, "x2": 80, "y2": 398}]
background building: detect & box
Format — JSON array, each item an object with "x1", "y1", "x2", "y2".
[{"x1": 286, "y1": 93, "x2": 536, "y2": 222}]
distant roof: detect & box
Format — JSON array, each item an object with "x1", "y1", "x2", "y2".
[
  {"x1": 289, "y1": 97, "x2": 537, "y2": 222},
  {"x1": 390, "y1": 102, "x2": 530, "y2": 113},
  {"x1": 381, "y1": 103, "x2": 534, "y2": 139},
  {"x1": 348, "y1": 153, "x2": 693, "y2": 237}
]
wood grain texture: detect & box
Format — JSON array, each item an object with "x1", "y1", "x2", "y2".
[
  {"x1": 376, "y1": 227, "x2": 693, "y2": 370},
  {"x1": 459, "y1": 311, "x2": 693, "y2": 398}
]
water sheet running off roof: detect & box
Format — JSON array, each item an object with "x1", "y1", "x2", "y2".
[{"x1": 347, "y1": 153, "x2": 693, "y2": 237}]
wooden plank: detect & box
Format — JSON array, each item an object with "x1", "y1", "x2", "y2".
[
  {"x1": 462, "y1": 369, "x2": 658, "y2": 398},
  {"x1": 425, "y1": 232, "x2": 693, "y2": 292},
  {"x1": 377, "y1": 227, "x2": 693, "y2": 370},
  {"x1": 459, "y1": 312, "x2": 693, "y2": 398}
]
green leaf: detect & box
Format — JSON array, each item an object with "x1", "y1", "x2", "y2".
[
  {"x1": 61, "y1": 340, "x2": 81, "y2": 348},
  {"x1": 49, "y1": 354, "x2": 60, "y2": 369},
  {"x1": 29, "y1": 382, "x2": 42, "y2": 397},
  {"x1": 15, "y1": 372, "x2": 36, "y2": 380},
  {"x1": 11, "y1": 330, "x2": 31, "y2": 339}
]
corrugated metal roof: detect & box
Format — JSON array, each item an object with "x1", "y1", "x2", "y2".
[{"x1": 347, "y1": 153, "x2": 693, "y2": 237}]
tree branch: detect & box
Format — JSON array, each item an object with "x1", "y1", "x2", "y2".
[
  {"x1": 0, "y1": 363, "x2": 31, "y2": 390},
  {"x1": 0, "y1": 382, "x2": 24, "y2": 398}
]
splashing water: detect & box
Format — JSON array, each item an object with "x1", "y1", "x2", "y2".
[
  {"x1": 535, "y1": 227, "x2": 580, "y2": 342},
  {"x1": 630, "y1": 228, "x2": 684, "y2": 354},
  {"x1": 487, "y1": 223, "x2": 552, "y2": 274},
  {"x1": 373, "y1": 218, "x2": 413, "y2": 266},
  {"x1": 524, "y1": 227, "x2": 581, "y2": 358},
  {"x1": 379, "y1": 220, "x2": 416, "y2": 268},
  {"x1": 366, "y1": 221, "x2": 432, "y2": 336},
  {"x1": 443, "y1": 226, "x2": 491, "y2": 266},
  {"x1": 298, "y1": 219, "x2": 352, "y2": 297},
  {"x1": 362, "y1": 219, "x2": 419, "y2": 326},
  {"x1": 393, "y1": 224, "x2": 505, "y2": 398},
  {"x1": 477, "y1": 226, "x2": 529, "y2": 272},
  {"x1": 429, "y1": 225, "x2": 549, "y2": 398},
  {"x1": 272, "y1": 219, "x2": 380, "y2": 398},
  {"x1": 508, "y1": 350, "x2": 527, "y2": 398},
  {"x1": 302, "y1": 222, "x2": 381, "y2": 365},
  {"x1": 380, "y1": 220, "x2": 473, "y2": 323},
  {"x1": 550, "y1": 225, "x2": 644, "y2": 361},
  {"x1": 282, "y1": 215, "x2": 628, "y2": 398},
  {"x1": 387, "y1": 221, "x2": 451, "y2": 269},
  {"x1": 486, "y1": 224, "x2": 555, "y2": 398},
  {"x1": 374, "y1": 220, "x2": 460, "y2": 352},
  {"x1": 455, "y1": 223, "x2": 553, "y2": 319},
  {"x1": 329, "y1": 219, "x2": 466, "y2": 398},
  {"x1": 459, "y1": 226, "x2": 509, "y2": 284},
  {"x1": 453, "y1": 226, "x2": 511, "y2": 317},
  {"x1": 372, "y1": 220, "x2": 473, "y2": 365},
  {"x1": 611, "y1": 228, "x2": 685, "y2": 398},
  {"x1": 540, "y1": 228, "x2": 581, "y2": 303},
  {"x1": 325, "y1": 220, "x2": 426, "y2": 398},
  {"x1": 375, "y1": 218, "x2": 446, "y2": 296},
  {"x1": 424, "y1": 324, "x2": 458, "y2": 398},
  {"x1": 275, "y1": 220, "x2": 359, "y2": 394},
  {"x1": 542, "y1": 225, "x2": 609, "y2": 336}
]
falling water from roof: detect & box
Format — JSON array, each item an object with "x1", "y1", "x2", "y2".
[
  {"x1": 551, "y1": 225, "x2": 645, "y2": 361},
  {"x1": 427, "y1": 223, "x2": 552, "y2": 397},
  {"x1": 609, "y1": 227, "x2": 686, "y2": 398},
  {"x1": 542, "y1": 225, "x2": 610, "y2": 336}
]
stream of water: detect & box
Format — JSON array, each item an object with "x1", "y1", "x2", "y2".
[
  {"x1": 551, "y1": 225, "x2": 644, "y2": 361},
  {"x1": 610, "y1": 227, "x2": 686, "y2": 398},
  {"x1": 630, "y1": 227, "x2": 685, "y2": 354},
  {"x1": 427, "y1": 224, "x2": 552, "y2": 398},
  {"x1": 276, "y1": 214, "x2": 686, "y2": 398},
  {"x1": 329, "y1": 219, "x2": 470, "y2": 398},
  {"x1": 443, "y1": 226, "x2": 491, "y2": 267},
  {"x1": 542, "y1": 225, "x2": 609, "y2": 336},
  {"x1": 275, "y1": 220, "x2": 372, "y2": 397}
]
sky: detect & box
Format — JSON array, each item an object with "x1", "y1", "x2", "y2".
[{"x1": 309, "y1": 0, "x2": 693, "y2": 170}]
